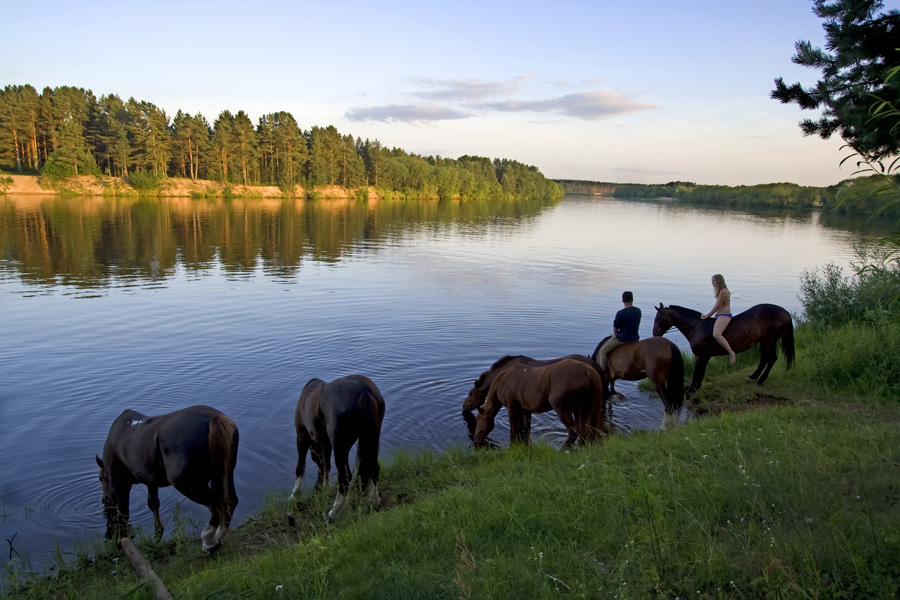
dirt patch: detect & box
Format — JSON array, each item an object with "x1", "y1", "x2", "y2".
[{"x1": 689, "y1": 391, "x2": 794, "y2": 417}]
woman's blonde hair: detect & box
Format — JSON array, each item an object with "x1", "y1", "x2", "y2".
[{"x1": 712, "y1": 274, "x2": 728, "y2": 295}]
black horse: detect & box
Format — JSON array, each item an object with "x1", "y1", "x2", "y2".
[
  {"x1": 653, "y1": 303, "x2": 795, "y2": 393},
  {"x1": 290, "y1": 374, "x2": 386, "y2": 521},
  {"x1": 96, "y1": 405, "x2": 239, "y2": 552}
]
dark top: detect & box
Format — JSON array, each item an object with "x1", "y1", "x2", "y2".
[{"x1": 613, "y1": 305, "x2": 642, "y2": 342}]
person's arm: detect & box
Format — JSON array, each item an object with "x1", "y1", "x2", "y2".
[{"x1": 701, "y1": 291, "x2": 724, "y2": 319}]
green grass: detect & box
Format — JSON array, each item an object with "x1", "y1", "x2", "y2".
[{"x1": 6, "y1": 320, "x2": 900, "y2": 599}]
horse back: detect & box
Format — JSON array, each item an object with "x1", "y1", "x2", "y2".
[
  {"x1": 297, "y1": 375, "x2": 385, "y2": 443},
  {"x1": 104, "y1": 405, "x2": 228, "y2": 488},
  {"x1": 723, "y1": 304, "x2": 793, "y2": 352}
]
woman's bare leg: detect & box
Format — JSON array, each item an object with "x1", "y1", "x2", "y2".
[{"x1": 713, "y1": 316, "x2": 737, "y2": 364}]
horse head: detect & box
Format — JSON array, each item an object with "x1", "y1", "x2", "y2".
[
  {"x1": 653, "y1": 303, "x2": 673, "y2": 337},
  {"x1": 462, "y1": 380, "x2": 485, "y2": 411},
  {"x1": 472, "y1": 406, "x2": 496, "y2": 447},
  {"x1": 95, "y1": 455, "x2": 127, "y2": 540}
]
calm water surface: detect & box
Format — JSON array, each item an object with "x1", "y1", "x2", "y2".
[{"x1": 0, "y1": 194, "x2": 890, "y2": 574}]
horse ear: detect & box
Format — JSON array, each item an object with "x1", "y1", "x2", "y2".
[
  {"x1": 656, "y1": 302, "x2": 664, "y2": 311},
  {"x1": 95, "y1": 455, "x2": 104, "y2": 469}
]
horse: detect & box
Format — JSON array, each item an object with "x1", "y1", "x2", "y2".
[
  {"x1": 96, "y1": 405, "x2": 239, "y2": 553},
  {"x1": 653, "y1": 303, "x2": 795, "y2": 394},
  {"x1": 473, "y1": 358, "x2": 606, "y2": 449},
  {"x1": 290, "y1": 374, "x2": 386, "y2": 522},
  {"x1": 462, "y1": 353, "x2": 603, "y2": 412},
  {"x1": 589, "y1": 336, "x2": 685, "y2": 429}
]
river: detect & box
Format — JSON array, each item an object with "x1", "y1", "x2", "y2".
[{"x1": 0, "y1": 193, "x2": 891, "y2": 576}]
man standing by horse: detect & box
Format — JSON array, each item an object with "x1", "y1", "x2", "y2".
[{"x1": 595, "y1": 291, "x2": 642, "y2": 394}]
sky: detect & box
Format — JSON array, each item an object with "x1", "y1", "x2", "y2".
[{"x1": 3, "y1": 0, "x2": 897, "y2": 187}]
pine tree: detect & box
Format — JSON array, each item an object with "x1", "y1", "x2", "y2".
[{"x1": 772, "y1": 0, "x2": 900, "y2": 159}]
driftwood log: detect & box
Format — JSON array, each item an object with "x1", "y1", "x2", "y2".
[{"x1": 119, "y1": 538, "x2": 174, "y2": 600}]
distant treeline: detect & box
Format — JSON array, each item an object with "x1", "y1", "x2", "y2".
[
  {"x1": 612, "y1": 178, "x2": 900, "y2": 218},
  {"x1": 554, "y1": 179, "x2": 618, "y2": 195},
  {"x1": 0, "y1": 84, "x2": 562, "y2": 201}
]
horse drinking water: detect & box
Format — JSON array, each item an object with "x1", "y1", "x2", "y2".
[
  {"x1": 653, "y1": 303, "x2": 795, "y2": 393},
  {"x1": 290, "y1": 374, "x2": 386, "y2": 521},
  {"x1": 96, "y1": 405, "x2": 239, "y2": 552},
  {"x1": 589, "y1": 336, "x2": 685, "y2": 429},
  {"x1": 473, "y1": 358, "x2": 606, "y2": 448}
]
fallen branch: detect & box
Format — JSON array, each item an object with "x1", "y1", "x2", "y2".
[{"x1": 119, "y1": 538, "x2": 174, "y2": 600}]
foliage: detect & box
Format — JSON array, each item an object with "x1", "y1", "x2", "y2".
[
  {"x1": 125, "y1": 171, "x2": 164, "y2": 192},
  {"x1": 771, "y1": 0, "x2": 900, "y2": 160},
  {"x1": 0, "y1": 84, "x2": 561, "y2": 201},
  {"x1": 611, "y1": 181, "x2": 842, "y2": 210},
  {"x1": 799, "y1": 246, "x2": 900, "y2": 327}
]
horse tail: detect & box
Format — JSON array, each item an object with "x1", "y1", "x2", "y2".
[
  {"x1": 782, "y1": 321, "x2": 796, "y2": 370},
  {"x1": 666, "y1": 343, "x2": 685, "y2": 411},
  {"x1": 356, "y1": 390, "x2": 385, "y2": 489},
  {"x1": 585, "y1": 367, "x2": 607, "y2": 440},
  {"x1": 590, "y1": 336, "x2": 611, "y2": 363},
  {"x1": 208, "y1": 414, "x2": 239, "y2": 524}
]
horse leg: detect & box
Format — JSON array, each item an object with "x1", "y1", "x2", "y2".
[
  {"x1": 688, "y1": 354, "x2": 710, "y2": 395},
  {"x1": 553, "y1": 406, "x2": 579, "y2": 450},
  {"x1": 327, "y1": 440, "x2": 353, "y2": 522},
  {"x1": 173, "y1": 481, "x2": 220, "y2": 552},
  {"x1": 756, "y1": 343, "x2": 778, "y2": 385},
  {"x1": 311, "y1": 442, "x2": 332, "y2": 491},
  {"x1": 507, "y1": 404, "x2": 527, "y2": 445},
  {"x1": 147, "y1": 486, "x2": 164, "y2": 538},
  {"x1": 290, "y1": 431, "x2": 312, "y2": 500},
  {"x1": 746, "y1": 344, "x2": 767, "y2": 382}
]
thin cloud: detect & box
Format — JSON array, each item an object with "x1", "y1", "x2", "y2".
[
  {"x1": 345, "y1": 79, "x2": 659, "y2": 124},
  {"x1": 409, "y1": 76, "x2": 531, "y2": 101},
  {"x1": 345, "y1": 103, "x2": 471, "y2": 123},
  {"x1": 482, "y1": 90, "x2": 659, "y2": 120}
]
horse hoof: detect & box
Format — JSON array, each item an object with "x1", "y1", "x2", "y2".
[{"x1": 202, "y1": 541, "x2": 222, "y2": 554}]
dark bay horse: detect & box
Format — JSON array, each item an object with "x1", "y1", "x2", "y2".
[
  {"x1": 590, "y1": 336, "x2": 685, "y2": 429},
  {"x1": 653, "y1": 303, "x2": 795, "y2": 393},
  {"x1": 96, "y1": 405, "x2": 239, "y2": 552},
  {"x1": 473, "y1": 358, "x2": 606, "y2": 449},
  {"x1": 462, "y1": 353, "x2": 603, "y2": 412},
  {"x1": 290, "y1": 374, "x2": 386, "y2": 522}
]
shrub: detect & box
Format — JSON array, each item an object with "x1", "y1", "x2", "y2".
[
  {"x1": 799, "y1": 246, "x2": 900, "y2": 328},
  {"x1": 126, "y1": 171, "x2": 163, "y2": 192}
]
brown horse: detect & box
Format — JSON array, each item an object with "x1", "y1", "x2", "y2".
[
  {"x1": 653, "y1": 303, "x2": 795, "y2": 393},
  {"x1": 473, "y1": 358, "x2": 606, "y2": 448},
  {"x1": 290, "y1": 375, "x2": 385, "y2": 522},
  {"x1": 462, "y1": 353, "x2": 603, "y2": 412},
  {"x1": 590, "y1": 336, "x2": 685, "y2": 429},
  {"x1": 96, "y1": 405, "x2": 239, "y2": 552}
]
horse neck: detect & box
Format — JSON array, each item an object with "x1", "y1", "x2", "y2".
[{"x1": 666, "y1": 308, "x2": 702, "y2": 336}]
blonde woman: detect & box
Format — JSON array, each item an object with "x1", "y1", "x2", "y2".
[{"x1": 701, "y1": 274, "x2": 737, "y2": 364}]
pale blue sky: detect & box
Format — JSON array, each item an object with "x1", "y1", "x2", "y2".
[{"x1": 4, "y1": 0, "x2": 895, "y2": 186}]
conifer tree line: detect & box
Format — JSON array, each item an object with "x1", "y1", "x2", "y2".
[{"x1": 0, "y1": 84, "x2": 562, "y2": 200}]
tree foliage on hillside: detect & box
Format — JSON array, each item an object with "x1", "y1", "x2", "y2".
[
  {"x1": 771, "y1": 0, "x2": 900, "y2": 160},
  {"x1": 0, "y1": 84, "x2": 562, "y2": 201}
]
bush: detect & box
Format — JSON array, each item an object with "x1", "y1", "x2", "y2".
[
  {"x1": 799, "y1": 246, "x2": 900, "y2": 328},
  {"x1": 125, "y1": 171, "x2": 163, "y2": 192}
]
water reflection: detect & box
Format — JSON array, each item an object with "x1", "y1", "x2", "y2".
[{"x1": 0, "y1": 195, "x2": 560, "y2": 289}]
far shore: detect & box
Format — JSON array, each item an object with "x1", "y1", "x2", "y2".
[{"x1": 0, "y1": 174, "x2": 382, "y2": 201}]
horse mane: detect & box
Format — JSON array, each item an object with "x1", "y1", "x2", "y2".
[
  {"x1": 667, "y1": 305, "x2": 702, "y2": 317},
  {"x1": 490, "y1": 355, "x2": 524, "y2": 370}
]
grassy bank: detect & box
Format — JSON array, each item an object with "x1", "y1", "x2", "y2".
[{"x1": 5, "y1": 333, "x2": 899, "y2": 599}]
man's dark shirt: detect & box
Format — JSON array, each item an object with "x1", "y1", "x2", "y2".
[{"x1": 613, "y1": 306, "x2": 641, "y2": 342}]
